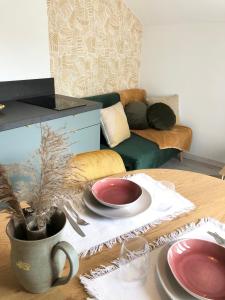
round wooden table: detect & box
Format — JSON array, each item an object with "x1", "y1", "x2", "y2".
[{"x1": 1, "y1": 169, "x2": 225, "y2": 299}]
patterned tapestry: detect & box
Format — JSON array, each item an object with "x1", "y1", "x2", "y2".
[{"x1": 47, "y1": 0, "x2": 142, "y2": 97}]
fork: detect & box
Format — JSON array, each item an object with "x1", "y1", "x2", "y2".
[
  {"x1": 63, "y1": 205, "x2": 85, "y2": 237},
  {"x1": 207, "y1": 231, "x2": 225, "y2": 246},
  {"x1": 65, "y1": 201, "x2": 89, "y2": 226}
]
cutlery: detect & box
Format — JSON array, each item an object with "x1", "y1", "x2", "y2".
[
  {"x1": 65, "y1": 201, "x2": 89, "y2": 226},
  {"x1": 63, "y1": 205, "x2": 85, "y2": 237},
  {"x1": 207, "y1": 231, "x2": 225, "y2": 246}
]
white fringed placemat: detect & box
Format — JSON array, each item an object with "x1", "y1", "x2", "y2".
[
  {"x1": 80, "y1": 218, "x2": 225, "y2": 300},
  {"x1": 64, "y1": 173, "x2": 195, "y2": 256}
]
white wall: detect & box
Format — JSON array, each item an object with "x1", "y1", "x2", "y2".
[
  {"x1": 0, "y1": 0, "x2": 50, "y2": 81},
  {"x1": 125, "y1": 0, "x2": 225, "y2": 25},
  {"x1": 140, "y1": 23, "x2": 225, "y2": 163}
]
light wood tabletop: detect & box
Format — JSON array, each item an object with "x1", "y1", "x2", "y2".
[{"x1": 1, "y1": 169, "x2": 225, "y2": 300}]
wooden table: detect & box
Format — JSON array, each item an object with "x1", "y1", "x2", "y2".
[{"x1": 1, "y1": 169, "x2": 225, "y2": 300}]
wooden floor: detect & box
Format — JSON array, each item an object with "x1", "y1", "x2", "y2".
[{"x1": 162, "y1": 157, "x2": 222, "y2": 178}]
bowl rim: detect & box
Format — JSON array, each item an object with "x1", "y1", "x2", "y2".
[
  {"x1": 91, "y1": 177, "x2": 142, "y2": 208},
  {"x1": 167, "y1": 238, "x2": 225, "y2": 300}
]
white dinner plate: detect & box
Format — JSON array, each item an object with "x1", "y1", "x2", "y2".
[
  {"x1": 156, "y1": 243, "x2": 195, "y2": 300},
  {"x1": 83, "y1": 187, "x2": 151, "y2": 219}
]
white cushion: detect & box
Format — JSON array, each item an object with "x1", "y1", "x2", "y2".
[
  {"x1": 100, "y1": 102, "x2": 131, "y2": 148},
  {"x1": 146, "y1": 95, "x2": 180, "y2": 124}
]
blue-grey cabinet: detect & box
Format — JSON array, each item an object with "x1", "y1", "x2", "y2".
[{"x1": 0, "y1": 110, "x2": 100, "y2": 164}]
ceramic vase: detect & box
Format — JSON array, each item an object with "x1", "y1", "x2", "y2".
[{"x1": 6, "y1": 209, "x2": 79, "y2": 294}]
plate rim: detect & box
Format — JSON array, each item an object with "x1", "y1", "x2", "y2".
[{"x1": 156, "y1": 242, "x2": 195, "y2": 300}]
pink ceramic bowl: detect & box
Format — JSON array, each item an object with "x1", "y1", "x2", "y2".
[
  {"x1": 167, "y1": 239, "x2": 225, "y2": 300},
  {"x1": 91, "y1": 178, "x2": 142, "y2": 208}
]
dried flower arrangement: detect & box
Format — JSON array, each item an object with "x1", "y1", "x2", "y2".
[
  {"x1": 0, "y1": 166, "x2": 25, "y2": 223},
  {"x1": 0, "y1": 125, "x2": 85, "y2": 240}
]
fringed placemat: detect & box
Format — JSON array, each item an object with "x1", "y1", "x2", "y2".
[
  {"x1": 64, "y1": 173, "x2": 195, "y2": 257},
  {"x1": 80, "y1": 218, "x2": 225, "y2": 300}
]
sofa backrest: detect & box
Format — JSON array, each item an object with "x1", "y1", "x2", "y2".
[
  {"x1": 119, "y1": 89, "x2": 147, "y2": 106},
  {"x1": 84, "y1": 92, "x2": 120, "y2": 108}
]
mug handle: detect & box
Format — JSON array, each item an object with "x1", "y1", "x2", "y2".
[{"x1": 51, "y1": 241, "x2": 79, "y2": 287}]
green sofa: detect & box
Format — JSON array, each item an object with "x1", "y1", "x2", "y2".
[{"x1": 85, "y1": 92, "x2": 179, "y2": 170}]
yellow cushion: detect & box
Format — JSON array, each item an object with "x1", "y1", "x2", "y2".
[
  {"x1": 119, "y1": 89, "x2": 147, "y2": 107},
  {"x1": 146, "y1": 95, "x2": 181, "y2": 124},
  {"x1": 68, "y1": 150, "x2": 126, "y2": 182},
  {"x1": 100, "y1": 102, "x2": 130, "y2": 148}
]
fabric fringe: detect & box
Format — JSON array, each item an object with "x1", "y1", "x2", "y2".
[
  {"x1": 79, "y1": 205, "x2": 195, "y2": 258},
  {"x1": 80, "y1": 217, "x2": 225, "y2": 284}
]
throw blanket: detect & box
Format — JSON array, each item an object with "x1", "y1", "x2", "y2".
[{"x1": 132, "y1": 125, "x2": 192, "y2": 151}]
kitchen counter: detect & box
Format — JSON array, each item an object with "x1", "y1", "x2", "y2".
[{"x1": 0, "y1": 96, "x2": 102, "y2": 132}]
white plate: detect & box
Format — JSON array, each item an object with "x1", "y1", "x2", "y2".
[
  {"x1": 83, "y1": 187, "x2": 151, "y2": 219},
  {"x1": 156, "y1": 243, "x2": 195, "y2": 300}
]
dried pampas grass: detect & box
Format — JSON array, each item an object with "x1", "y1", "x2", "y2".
[
  {"x1": 4, "y1": 125, "x2": 85, "y2": 230},
  {"x1": 0, "y1": 166, "x2": 25, "y2": 224}
]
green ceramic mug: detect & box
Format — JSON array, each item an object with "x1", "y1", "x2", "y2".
[{"x1": 6, "y1": 209, "x2": 79, "y2": 294}]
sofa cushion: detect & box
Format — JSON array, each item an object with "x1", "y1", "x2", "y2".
[
  {"x1": 146, "y1": 95, "x2": 180, "y2": 124},
  {"x1": 68, "y1": 150, "x2": 126, "y2": 182},
  {"x1": 101, "y1": 133, "x2": 179, "y2": 170},
  {"x1": 84, "y1": 92, "x2": 120, "y2": 145},
  {"x1": 124, "y1": 102, "x2": 149, "y2": 129},
  {"x1": 100, "y1": 102, "x2": 130, "y2": 148},
  {"x1": 147, "y1": 103, "x2": 176, "y2": 130},
  {"x1": 84, "y1": 91, "x2": 181, "y2": 171}
]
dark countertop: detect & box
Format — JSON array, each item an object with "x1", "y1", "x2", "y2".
[{"x1": 0, "y1": 96, "x2": 102, "y2": 132}]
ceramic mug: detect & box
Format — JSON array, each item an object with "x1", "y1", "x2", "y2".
[{"x1": 6, "y1": 209, "x2": 79, "y2": 294}]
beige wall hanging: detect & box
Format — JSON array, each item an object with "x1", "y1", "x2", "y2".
[{"x1": 47, "y1": 0, "x2": 142, "y2": 97}]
